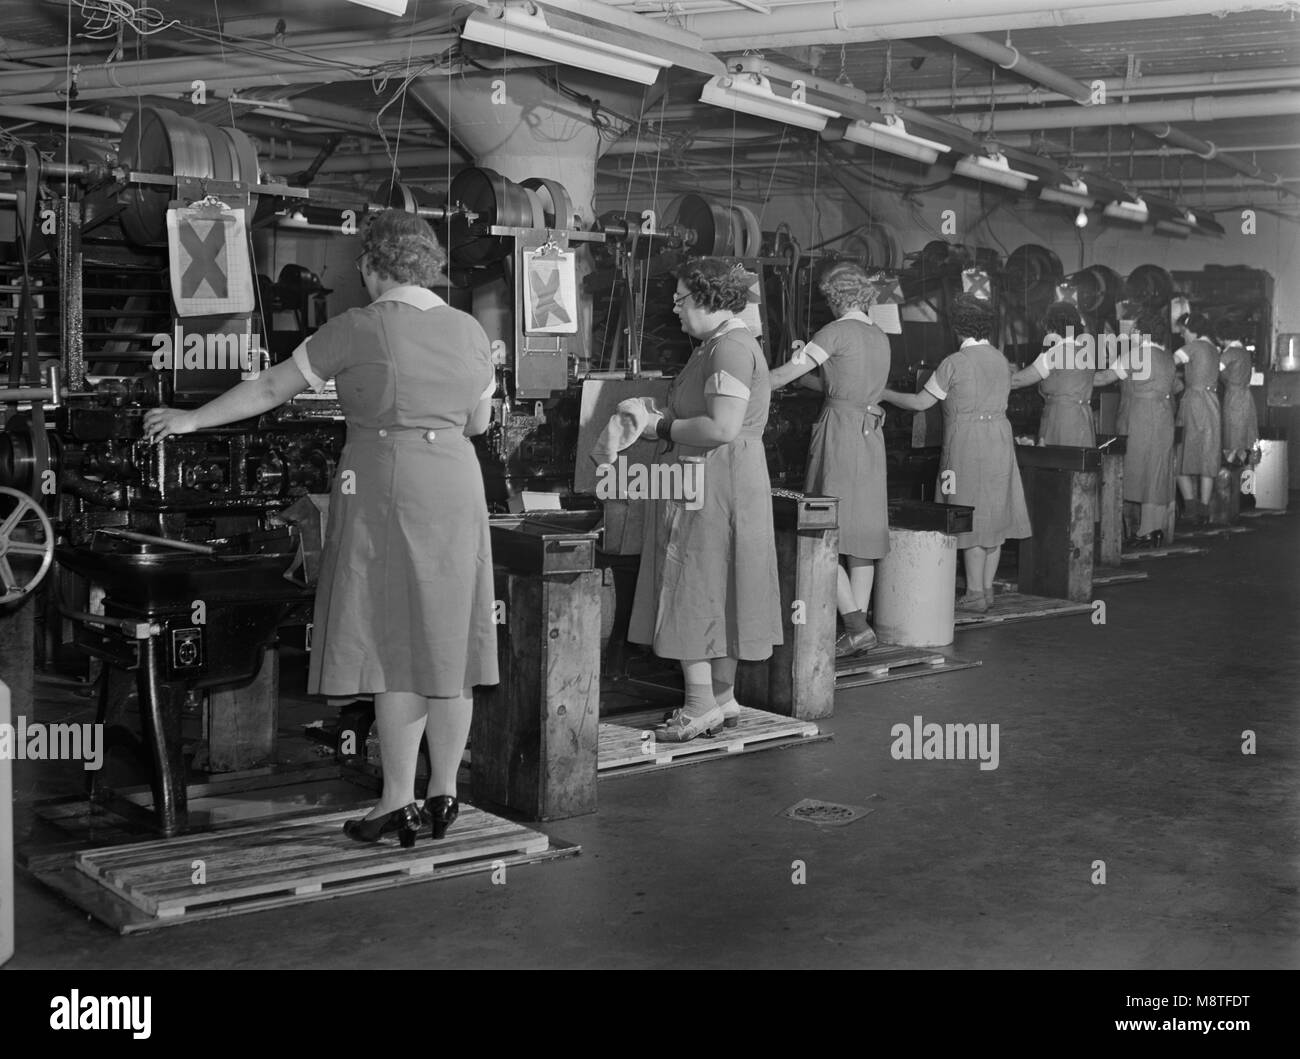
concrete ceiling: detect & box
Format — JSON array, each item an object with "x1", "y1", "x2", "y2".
[{"x1": 0, "y1": 1, "x2": 1295, "y2": 211}]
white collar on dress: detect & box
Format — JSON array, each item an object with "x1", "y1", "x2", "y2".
[
  {"x1": 1223, "y1": 340, "x2": 1245, "y2": 349},
  {"x1": 372, "y1": 285, "x2": 446, "y2": 310},
  {"x1": 840, "y1": 309, "x2": 872, "y2": 324},
  {"x1": 959, "y1": 336, "x2": 986, "y2": 349}
]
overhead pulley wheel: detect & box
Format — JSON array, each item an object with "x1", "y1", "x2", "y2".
[
  {"x1": 520, "y1": 177, "x2": 575, "y2": 230},
  {"x1": 1124, "y1": 265, "x2": 1175, "y2": 308},
  {"x1": 0, "y1": 486, "x2": 54, "y2": 606},
  {"x1": 1002, "y1": 244, "x2": 1063, "y2": 305},
  {"x1": 370, "y1": 178, "x2": 423, "y2": 213},
  {"x1": 118, "y1": 107, "x2": 260, "y2": 246},
  {"x1": 448, "y1": 166, "x2": 532, "y2": 267},
  {"x1": 673, "y1": 193, "x2": 733, "y2": 256}
]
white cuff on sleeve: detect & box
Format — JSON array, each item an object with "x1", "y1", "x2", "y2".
[
  {"x1": 1032, "y1": 350, "x2": 1053, "y2": 381},
  {"x1": 801, "y1": 341, "x2": 830, "y2": 366},
  {"x1": 292, "y1": 341, "x2": 326, "y2": 393},
  {"x1": 704, "y1": 370, "x2": 751, "y2": 400},
  {"x1": 923, "y1": 375, "x2": 947, "y2": 401},
  {"x1": 1174, "y1": 349, "x2": 1190, "y2": 365}
]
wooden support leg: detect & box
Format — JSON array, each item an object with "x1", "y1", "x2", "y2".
[
  {"x1": 1018, "y1": 467, "x2": 1097, "y2": 602},
  {"x1": 473, "y1": 569, "x2": 601, "y2": 820},
  {"x1": 1165, "y1": 500, "x2": 1178, "y2": 544},
  {"x1": 1098, "y1": 453, "x2": 1125, "y2": 565},
  {"x1": 0, "y1": 676, "x2": 12, "y2": 965},
  {"x1": 203, "y1": 646, "x2": 279, "y2": 772},
  {"x1": 738, "y1": 502, "x2": 838, "y2": 721}
]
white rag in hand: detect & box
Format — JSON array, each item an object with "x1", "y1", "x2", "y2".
[{"x1": 590, "y1": 397, "x2": 659, "y2": 466}]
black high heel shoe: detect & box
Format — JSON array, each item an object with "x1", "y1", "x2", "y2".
[
  {"x1": 343, "y1": 803, "x2": 422, "y2": 848},
  {"x1": 424, "y1": 796, "x2": 459, "y2": 840}
]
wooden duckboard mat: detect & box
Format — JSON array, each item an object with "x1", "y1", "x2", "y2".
[
  {"x1": 1238, "y1": 508, "x2": 1286, "y2": 518},
  {"x1": 1174, "y1": 524, "x2": 1253, "y2": 540},
  {"x1": 31, "y1": 841, "x2": 577, "y2": 935},
  {"x1": 599, "y1": 706, "x2": 823, "y2": 774},
  {"x1": 835, "y1": 643, "x2": 981, "y2": 689},
  {"x1": 953, "y1": 592, "x2": 1093, "y2": 630},
  {"x1": 1092, "y1": 565, "x2": 1150, "y2": 586},
  {"x1": 73, "y1": 804, "x2": 554, "y2": 921},
  {"x1": 1120, "y1": 543, "x2": 1208, "y2": 562}
]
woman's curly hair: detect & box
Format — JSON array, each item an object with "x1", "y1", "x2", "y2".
[
  {"x1": 1041, "y1": 301, "x2": 1084, "y2": 337},
  {"x1": 675, "y1": 257, "x2": 756, "y2": 314},
  {"x1": 1216, "y1": 316, "x2": 1252, "y2": 345},
  {"x1": 818, "y1": 262, "x2": 881, "y2": 316},
  {"x1": 1176, "y1": 311, "x2": 1214, "y2": 339},
  {"x1": 360, "y1": 209, "x2": 447, "y2": 286},
  {"x1": 949, "y1": 293, "x2": 996, "y2": 341},
  {"x1": 1133, "y1": 306, "x2": 1169, "y2": 347}
]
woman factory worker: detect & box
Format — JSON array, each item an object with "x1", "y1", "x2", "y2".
[
  {"x1": 1174, "y1": 311, "x2": 1224, "y2": 526},
  {"x1": 1217, "y1": 318, "x2": 1260, "y2": 467},
  {"x1": 882, "y1": 293, "x2": 1032, "y2": 614},
  {"x1": 1009, "y1": 301, "x2": 1097, "y2": 447},
  {"x1": 629, "y1": 258, "x2": 783, "y2": 742},
  {"x1": 768, "y1": 261, "x2": 890, "y2": 657},
  {"x1": 1096, "y1": 307, "x2": 1180, "y2": 547},
  {"x1": 144, "y1": 210, "x2": 497, "y2": 848}
]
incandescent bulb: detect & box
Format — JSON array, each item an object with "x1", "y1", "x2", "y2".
[{"x1": 1075, "y1": 207, "x2": 1088, "y2": 229}]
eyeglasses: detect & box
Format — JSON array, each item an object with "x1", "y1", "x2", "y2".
[{"x1": 672, "y1": 291, "x2": 691, "y2": 308}]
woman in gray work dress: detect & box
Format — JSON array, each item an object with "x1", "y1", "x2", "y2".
[
  {"x1": 145, "y1": 209, "x2": 497, "y2": 847},
  {"x1": 769, "y1": 261, "x2": 891, "y2": 657},
  {"x1": 628, "y1": 258, "x2": 782, "y2": 741}
]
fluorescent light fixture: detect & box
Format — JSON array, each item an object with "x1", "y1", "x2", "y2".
[
  {"x1": 1103, "y1": 198, "x2": 1150, "y2": 224},
  {"x1": 842, "y1": 115, "x2": 950, "y2": 164},
  {"x1": 462, "y1": 5, "x2": 670, "y2": 85},
  {"x1": 700, "y1": 74, "x2": 839, "y2": 131},
  {"x1": 953, "y1": 152, "x2": 1037, "y2": 192},
  {"x1": 346, "y1": 0, "x2": 409, "y2": 14},
  {"x1": 1039, "y1": 178, "x2": 1095, "y2": 209}
]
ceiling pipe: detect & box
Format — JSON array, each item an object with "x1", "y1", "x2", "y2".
[
  {"x1": 262, "y1": 149, "x2": 459, "y2": 175},
  {"x1": 939, "y1": 32, "x2": 1298, "y2": 196},
  {"x1": 0, "y1": 35, "x2": 458, "y2": 105},
  {"x1": 0, "y1": 104, "x2": 124, "y2": 134},
  {"x1": 895, "y1": 66, "x2": 1300, "y2": 106},
  {"x1": 670, "y1": 0, "x2": 1288, "y2": 51}
]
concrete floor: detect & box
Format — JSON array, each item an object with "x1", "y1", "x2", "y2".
[{"x1": 9, "y1": 509, "x2": 1299, "y2": 969}]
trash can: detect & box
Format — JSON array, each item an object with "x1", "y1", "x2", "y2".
[
  {"x1": 873, "y1": 528, "x2": 958, "y2": 647},
  {"x1": 1253, "y1": 438, "x2": 1288, "y2": 510}
]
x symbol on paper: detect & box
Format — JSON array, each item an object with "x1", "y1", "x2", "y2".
[
  {"x1": 179, "y1": 218, "x2": 229, "y2": 299},
  {"x1": 530, "y1": 263, "x2": 570, "y2": 328}
]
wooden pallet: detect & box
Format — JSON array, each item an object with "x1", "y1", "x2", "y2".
[
  {"x1": 599, "y1": 706, "x2": 822, "y2": 773},
  {"x1": 1174, "y1": 524, "x2": 1253, "y2": 540},
  {"x1": 953, "y1": 592, "x2": 1093, "y2": 629},
  {"x1": 32, "y1": 841, "x2": 578, "y2": 935},
  {"x1": 1120, "y1": 543, "x2": 1208, "y2": 562},
  {"x1": 1091, "y1": 565, "x2": 1150, "y2": 586},
  {"x1": 835, "y1": 643, "x2": 981, "y2": 689},
  {"x1": 74, "y1": 804, "x2": 551, "y2": 920}
]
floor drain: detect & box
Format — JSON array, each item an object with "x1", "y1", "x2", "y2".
[{"x1": 782, "y1": 798, "x2": 873, "y2": 827}]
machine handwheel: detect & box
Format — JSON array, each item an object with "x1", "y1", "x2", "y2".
[{"x1": 0, "y1": 486, "x2": 54, "y2": 605}]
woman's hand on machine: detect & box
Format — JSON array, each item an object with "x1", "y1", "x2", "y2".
[{"x1": 142, "y1": 406, "x2": 199, "y2": 442}]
